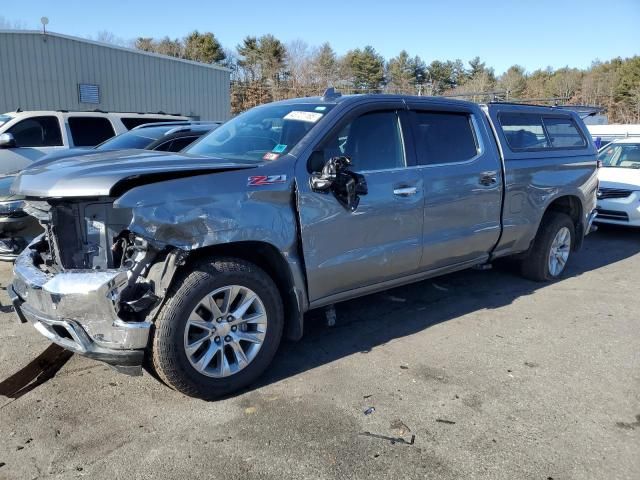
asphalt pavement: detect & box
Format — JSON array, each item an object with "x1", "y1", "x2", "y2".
[{"x1": 0, "y1": 226, "x2": 638, "y2": 479}]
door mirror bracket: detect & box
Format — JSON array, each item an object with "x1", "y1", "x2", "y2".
[{"x1": 310, "y1": 156, "x2": 368, "y2": 211}]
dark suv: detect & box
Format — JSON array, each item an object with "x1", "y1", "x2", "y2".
[{"x1": 31, "y1": 121, "x2": 221, "y2": 165}]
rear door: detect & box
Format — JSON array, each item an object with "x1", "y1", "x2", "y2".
[
  {"x1": 67, "y1": 116, "x2": 116, "y2": 147},
  {"x1": 296, "y1": 102, "x2": 425, "y2": 303},
  {"x1": 407, "y1": 102, "x2": 503, "y2": 270}
]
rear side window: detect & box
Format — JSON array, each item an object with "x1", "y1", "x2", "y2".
[
  {"x1": 500, "y1": 113, "x2": 586, "y2": 151},
  {"x1": 7, "y1": 116, "x2": 62, "y2": 147},
  {"x1": 500, "y1": 113, "x2": 549, "y2": 150},
  {"x1": 412, "y1": 111, "x2": 478, "y2": 165},
  {"x1": 543, "y1": 117, "x2": 586, "y2": 148},
  {"x1": 68, "y1": 117, "x2": 116, "y2": 146},
  {"x1": 121, "y1": 117, "x2": 173, "y2": 129}
]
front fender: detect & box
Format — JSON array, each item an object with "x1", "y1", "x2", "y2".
[
  {"x1": 112, "y1": 164, "x2": 310, "y2": 331},
  {"x1": 113, "y1": 166, "x2": 297, "y2": 252}
]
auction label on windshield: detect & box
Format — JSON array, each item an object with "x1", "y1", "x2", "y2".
[
  {"x1": 263, "y1": 152, "x2": 280, "y2": 161},
  {"x1": 284, "y1": 111, "x2": 323, "y2": 123}
]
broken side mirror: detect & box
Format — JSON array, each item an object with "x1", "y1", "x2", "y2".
[{"x1": 310, "y1": 155, "x2": 368, "y2": 211}]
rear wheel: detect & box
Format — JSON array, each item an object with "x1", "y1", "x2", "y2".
[
  {"x1": 521, "y1": 212, "x2": 575, "y2": 282},
  {"x1": 150, "y1": 257, "x2": 283, "y2": 400}
]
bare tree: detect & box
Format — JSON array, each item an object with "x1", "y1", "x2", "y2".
[
  {"x1": 285, "y1": 39, "x2": 314, "y2": 95},
  {"x1": 547, "y1": 67, "x2": 583, "y2": 101},
  {"x1": 92, "y1": 30, "x2": 129, "y2": 47},
  {"x1": 0, "y1": 15, "x2": 28, "y2": 29}
]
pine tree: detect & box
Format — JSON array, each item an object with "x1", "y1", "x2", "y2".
[{"x1": 183, "y1": 31, "x2": 225, "y2": 64}]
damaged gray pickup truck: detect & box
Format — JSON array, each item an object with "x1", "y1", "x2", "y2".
[{"x1": 8, "y1": 91, "x2": 598, "y2": 399}]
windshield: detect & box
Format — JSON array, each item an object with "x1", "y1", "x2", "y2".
[
  {"x1": 95, "y1": 126, "x2": 170, "y2": 151},
  {"x1": 0, "y1": 114, "x2": 13, "y2": 128},
  {"x1": 598, "y1": 143, "x2": 640, "y2": 169},
  {"x1": 186, "y1": 103, "x2": 335, "y2": 162}
]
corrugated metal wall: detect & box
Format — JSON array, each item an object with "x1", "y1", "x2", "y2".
[{"x1": 0, "y1": 31, "x2": 230, "y2": 121}]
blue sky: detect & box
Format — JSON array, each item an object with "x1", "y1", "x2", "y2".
[{"x1": 3, "y1": 0, "x2": 639, "y2": 74}]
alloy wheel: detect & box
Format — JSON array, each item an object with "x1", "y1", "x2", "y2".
[
  {"x1": 183, "y1": 285, "x2": 267, "y2": 378},
  {"x1": 548, "y1": 227, "x2": 571, "y2": 277}
]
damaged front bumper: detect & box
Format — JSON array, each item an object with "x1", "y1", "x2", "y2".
[{"x1": 10, "y1": 236, "x2": 150, "y2": 370}]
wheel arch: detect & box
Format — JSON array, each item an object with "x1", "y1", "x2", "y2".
[
  {"x1": 183, "y1": 241, "x2": 305, "y2": 341},
  {"x1": 541, "y1": 195, "x2": 584, "y2": 250}
]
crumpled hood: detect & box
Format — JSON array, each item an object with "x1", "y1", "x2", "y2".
[
  {"x1": 598, "y1": 167, "x2": 640, "y2": 191},
  {"x1": 11, "y1": 149, "x2": 257, "y2": 198}
]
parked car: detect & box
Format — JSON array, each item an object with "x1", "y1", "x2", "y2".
[
  {"x1": 0, "y1": 122, "x2": 220, "y2": 260},
  {"x1": 587, "y1": 124, "x2": 640, "y2": 149},
  {"x1": 0, "y1": 110, "x2": 188, "y2": 174},
  {"x1": 7, "y1": 92, "x2": 598, "y2": 399},
  {"x1": 595, "y1": 138, "x2": 640, "y2": 226},
  {"x1": 31, "y1": 121, "x2": 221, "y2": 166},
  {"x1": 0, "y1": 175, "x2": 40, "y2": 260}
]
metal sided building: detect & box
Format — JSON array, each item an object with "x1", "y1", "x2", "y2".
[{"x1": 0, "y1": 30, "x2": 230, "y2": 121}]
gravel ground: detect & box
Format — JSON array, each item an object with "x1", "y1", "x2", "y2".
[{"x1": 0, "y1": 227, "x2": 638, "y2": 480}]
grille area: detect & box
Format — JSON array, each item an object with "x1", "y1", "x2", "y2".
[
  {"x1": 596, "y1": 208, "x2": 629, "y2": 222},
  {"x1": 597, "y1": 188, "x2": 633, "y2": 199},
  {"x1": 30, "y1": 199, "x2": 132, "y2": 270}
]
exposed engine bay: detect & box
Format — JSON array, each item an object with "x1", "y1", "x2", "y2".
[{"x1": 23, "y1": 198, "x2": 185, "y2": 322}]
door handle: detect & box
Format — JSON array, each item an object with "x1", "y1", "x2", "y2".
[
  {"x1": 479, "y1": 171, "x2": 497, "y2": 186},
  {"x1": 393, "y1": 186, "x2": 418, "y2": 196}
]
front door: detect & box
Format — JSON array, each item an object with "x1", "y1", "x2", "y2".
[
  {"x1": 296, "y1": 105, "x2": 425, "y2": 303},
  {"x1": 0, "y1": 115, "x2": 65, "y2": 174}
]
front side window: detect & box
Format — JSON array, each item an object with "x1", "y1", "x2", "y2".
[
  {"x1": 68, "y1": 117, "x2": 116, "y2": 147},
  {"x1": 7, "y1": 116, "x2": 62, "y2": 147},
  {"x1": 413, "y1": 111, "x2": 478, "y2": 165},
  {"x1": 598, "y1": 143, "x2": 640, "y2": 168},
  {"x1": 187, "y1": 103, "x2": 335, "y2": 163},
  {"x1": 316, "y1": 111, "x2": 405, "y2": 172}
]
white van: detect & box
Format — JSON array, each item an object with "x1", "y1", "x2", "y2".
[{"x1": 0, "y1": 110, "x2": 188, "y2": 174}]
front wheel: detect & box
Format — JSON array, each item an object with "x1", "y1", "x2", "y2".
[
  {"x1": 149, "y1": 257, "x2": 284, "y2": 400},
  {"x1": 521, "y1": 212, "x2": 575, "y2": 282}
]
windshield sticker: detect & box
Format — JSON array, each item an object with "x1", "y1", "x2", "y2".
[
  {"x1": 263, "y1": 152, "x2": 280, "y2": 161},
  {"x1": 284, "y1": 111, "x2": 323, "y2": 123},
  {"x1": 315, "y1": 106, "x2": 327, "y2": 111},
  {"x1": 248, "y1": 175, "x2": 287, "y2": 186},
  {"x1": 272, "y1": 144, "x2": 287, "y2": 153}
]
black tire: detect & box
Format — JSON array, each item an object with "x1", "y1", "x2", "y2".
[
  {"x1": 520, "y1": 212, "x2": 575, "y2": 282},
  {"x1": 149, "y1": 257, "x2": 283, "y2": 400}
]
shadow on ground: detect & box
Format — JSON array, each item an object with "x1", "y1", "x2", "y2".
[
  {"x1": 0, "y1": 226, "x2": 637, "y2": 400},
  {"x1": 252, "y1": 226, "x2": 639, "y2": 391},
  {"x1": 0, "y1": 344, "x2": 73, "y2": 402}
]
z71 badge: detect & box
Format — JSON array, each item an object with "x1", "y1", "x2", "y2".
[{"x1": 248, "y1": 175, "x2": 287, "y2": 186}]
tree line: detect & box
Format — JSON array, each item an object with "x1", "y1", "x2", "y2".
[{"x1": 132, "y1": 31, "x2": 638, "y2": 123}]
